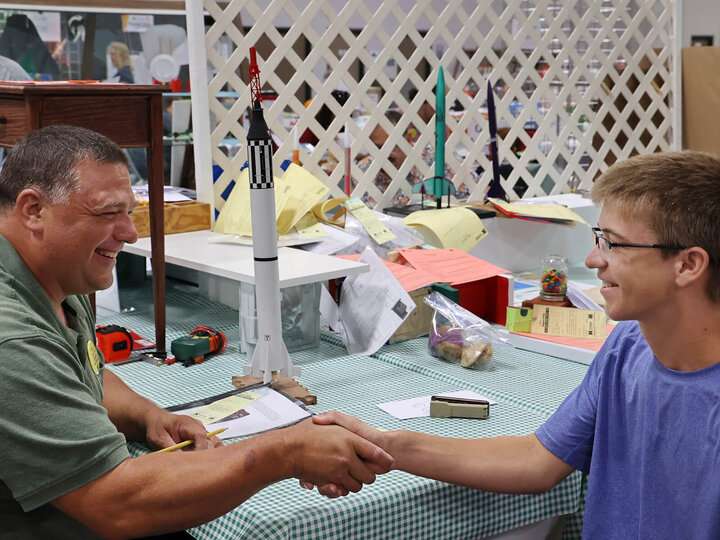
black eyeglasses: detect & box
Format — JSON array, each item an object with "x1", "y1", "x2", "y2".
[{"x1": 592, "y1": 227, "x2": 685, "y2": 261}]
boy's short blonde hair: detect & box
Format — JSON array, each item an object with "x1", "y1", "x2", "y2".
[{"x1": 592, "y1": 151, "x2": 720, "y2": 302}]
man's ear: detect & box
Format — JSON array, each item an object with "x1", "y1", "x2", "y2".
[
  {"x1": 14, "y1": 189, "x2": 47, "y2": 233},
  {"x1": 675, "y1": 247, "x2": 710, "y2": 289}
]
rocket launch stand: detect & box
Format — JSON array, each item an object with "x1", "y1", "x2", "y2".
[{"x1": 233, "y1": 373, "x2": 317, "y2": 405}]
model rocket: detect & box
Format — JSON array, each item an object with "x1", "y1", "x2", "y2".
[
  {"x1": 485, "y1": 80, "x2": 506, "y2": 200},
  {"x1": 343, "y1": 123, "x2": 352, "y2": 195},
  {"x1": 434, "y1": 66, "x2": 446, "y2": 209},
  {"x1": 243, "y1": 47, "x2": 300, "y2": 383},
  {"x1": 412, "y1": 66, "x2": 455, "y2": 207}
]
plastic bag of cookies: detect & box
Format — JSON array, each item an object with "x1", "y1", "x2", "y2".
[{"x1": 425, "y1": 292, "x2": 511, "y2": 370}]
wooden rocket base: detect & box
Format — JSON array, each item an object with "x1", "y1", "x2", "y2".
[
  {"x1": 232, "y1": 374, "x2": 317, "y2": 405},
  {"x1": 521, "y1": 295, "x2": 574, "y2": 309}
]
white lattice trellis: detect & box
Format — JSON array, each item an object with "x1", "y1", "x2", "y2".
[{"x1": 185, "y1": 0, "x2": 678, "y2": 215}]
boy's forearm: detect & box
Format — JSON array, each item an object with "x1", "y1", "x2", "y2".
[{"x1": 385, "y1": 431, "x2": 573, "y2": 494}]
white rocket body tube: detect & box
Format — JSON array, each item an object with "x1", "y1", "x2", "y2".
[{"x1": 243, "y1": 101, "x2": 300, "y2": 383}]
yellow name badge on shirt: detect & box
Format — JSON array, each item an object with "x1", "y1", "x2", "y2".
[{"x1": 87, "y1": 341, "x2": 102, "y2": 375}]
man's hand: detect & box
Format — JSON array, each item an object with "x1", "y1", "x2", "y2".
[
  {"x1": 102, "y1": 370, "x2": 222, "y2": 451},
  {"x1": 296, "y1": 411, "x2": 392, "y2": 498},
  {"x1": 145, "y1": 409, "x2": 224, "y2": 452},
  {"x1": 282, "y1": 417, "x2": 393, "y2": 497}
]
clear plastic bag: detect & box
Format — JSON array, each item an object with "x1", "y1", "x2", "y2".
[{"x1": 424, "y1": 291, "x2": 512, "y2": 369}]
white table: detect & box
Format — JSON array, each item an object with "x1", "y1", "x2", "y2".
[
  {"x1": 123, "y1": 230, "x2": 368, "y2": 309},
  {"x1": 470, "y1": 195, "x2": 601, "y2": 271}
]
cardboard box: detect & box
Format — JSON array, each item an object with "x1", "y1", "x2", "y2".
[
  {"x1": 682, "y1": 46, "x2": 720, "y2": 154},
  {"x1": 388, "y1": 286, "x2": 434, "y2": 344},
  {"x1": 452, "y1": 275, "x2": 513, "y2": 326},
  {"x1": 131, "y1": 200, "x2": 211, "y2": 238}
]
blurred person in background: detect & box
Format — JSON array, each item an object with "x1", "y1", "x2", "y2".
[{"x1": 107, "y1": 41, "x2": 134, "y2": 84}]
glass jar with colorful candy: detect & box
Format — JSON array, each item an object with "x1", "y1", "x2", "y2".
[{"x1": 540, "y1": 254, "x2": 568, "y2": 301}]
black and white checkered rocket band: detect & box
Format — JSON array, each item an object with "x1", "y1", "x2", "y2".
[{"x1": 248, "y1": 139, "x2": 274, "y2": 189}]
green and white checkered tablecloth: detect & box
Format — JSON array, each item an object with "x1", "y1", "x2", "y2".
[
  {"x1": 101, "y1": 280, "x2": 588, "y2": 539},
  {"x1": 321, "y1": 329, "x2": 590, "y2": 418}
]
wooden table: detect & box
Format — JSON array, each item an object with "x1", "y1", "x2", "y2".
[{"x1": 0, "y1": 82, "x2": 169, "y2": 356}]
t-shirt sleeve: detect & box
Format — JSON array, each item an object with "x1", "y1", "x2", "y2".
[
  {"x1": 0, "y1": 334, "x2": 130, "y2": 511},
  {"x1": 535, "y1": 324, "x2": 628, "y2": 474},
  {"x1": 535, "y1": 371, "x2": 598, "y2": 474}
]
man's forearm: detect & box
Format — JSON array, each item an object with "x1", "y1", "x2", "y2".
[
  {"x1": 54, "y1": 428, "x2": 292, "y2": 538},
  {"x1": 386, "y1": 431, "x2": 573, "y2": 494},
  {"x1": 53, "y1": 418, "x2": 393, "y2": 538},
  {"x1": 102, "y1": 369, "x2": 162, "y2": 442}
]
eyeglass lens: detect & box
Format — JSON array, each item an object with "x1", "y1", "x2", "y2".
[{"x1": 593, "y1": 230, "x2": 610, "y2": 260}]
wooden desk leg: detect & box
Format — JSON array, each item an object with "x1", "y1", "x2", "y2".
[{"x1": 147, "y1": 97, "x2": 167, "y2": 357}]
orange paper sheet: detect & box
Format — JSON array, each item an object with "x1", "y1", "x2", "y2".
[
  {"x1": 335, "y1": 254, "x2": 437, "y2": 292},
  {"x1": 395, "y1": 248, "x2": 508, "y2": 285},
  {"x1": 511, "y1": 323, "x2": 616, "y2": 352}
]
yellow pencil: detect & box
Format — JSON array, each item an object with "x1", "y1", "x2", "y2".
[{"x1": 154, "y1": 427, "x2": 227, "y2": 453}]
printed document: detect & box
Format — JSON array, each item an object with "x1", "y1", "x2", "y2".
[
  {"x1": 320, "y1": 247, "x2": 415, "y2": 355},
  {"x1": 167, "y1": 385, "x2": 311, "y2": 439}
]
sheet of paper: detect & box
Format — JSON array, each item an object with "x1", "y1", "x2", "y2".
[
  {"x1": 488, "y1": 197, "x2": 589, "y2": 226},
  {"x1": 294, "y1": 212, "x2": 325, "y2": 238},
  {"x1": 276, "y1": 164, "x2": 330, "y2": 234},
  {"x1": 530, "y1": 305, "x2": 606, "y2": 339},
  {"x1": 377, "y1": 390, "x2": 497, "y2": 420},
  {"x1": 505, "y1": 306, "x2": 533, "y2": 332},
  {"x1": 336, "y1": 254, "x2": 437, "y2": 292},
  {"x1": 340, "y1": 211, "x2": 423, "y2": 259},
  {"x1": 208, "y1": 232, "x2": 317, "y2": 248},
  {"x1": 519, "y1": 193, "x2": 593, "y2": 208},
  {"x1": 511, "y1": 323, "x2": 616, "y2": 352},
  {"x1": 214, "y1": 170, "x2": 292, "y2": 236},
  {"x1": 402, "y1": 207, "x2": 487, "y2": 252},
  {"x1": 312, "y1": 197, "x2": 348, "y2": 226},
  {"x1": 567, "y1": 281, "x2": 603, "y2": 311},
  {"x1": 397, "y1": 248, "x2": 508, "y2": 285},
  {"x1": 510, "y1": 277, "x2": 541, "y2": 306},
  {"x1": 300, "y1": 223, "x2": 360, "y2": 255},
  {"x1": 170, "y1": 387, "x2": 311, "y2": 439},
  {"x1": 213, "y1": 170, "x2": 251, "y2": 235},
  {"x1": 334, "y1": 247, "x2": 415, "y2": 355},
  {"x1": 581, "y1": 285, "x2": 606, "y2": 309},
  {"x1": 379, "y1": 212, "x2": 425, "y2": 249},
  {"x1": 344, "y1": 198, "x2": 396, "y2": 245},
  {"x1": 320, "y1": 284, "x2": 341, "y2": 330},
  {"x1": 132, "y1": 185, "x2": 193, "y2": 203},
  {"x1": 186, "y1": 392, "x2": 262, "y2": 425}
]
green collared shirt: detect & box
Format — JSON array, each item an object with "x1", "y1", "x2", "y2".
[{"x1": 0, "y1": 234, "x2": 130, "y2": 538}]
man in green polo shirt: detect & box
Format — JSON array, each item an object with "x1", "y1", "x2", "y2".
[{"x1": 0, "y1": 125, "x2": 393, "y2": 538}]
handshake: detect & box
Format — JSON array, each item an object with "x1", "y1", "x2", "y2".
[{"x1": 286, "y1": 411, "x2": 394, "y2": 499}]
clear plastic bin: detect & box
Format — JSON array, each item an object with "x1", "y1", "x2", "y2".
[{"x1": 239, "y1": 282, "x2": 321, "y2": 358}]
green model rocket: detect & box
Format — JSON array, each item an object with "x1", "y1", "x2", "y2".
[{"x1": 413, "y1": 65, "x2": 455, "y2": 208}]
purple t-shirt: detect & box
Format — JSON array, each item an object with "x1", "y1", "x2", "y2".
[{"x1": 536, "y1": 320, "x2": 720, "y2": 539}]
